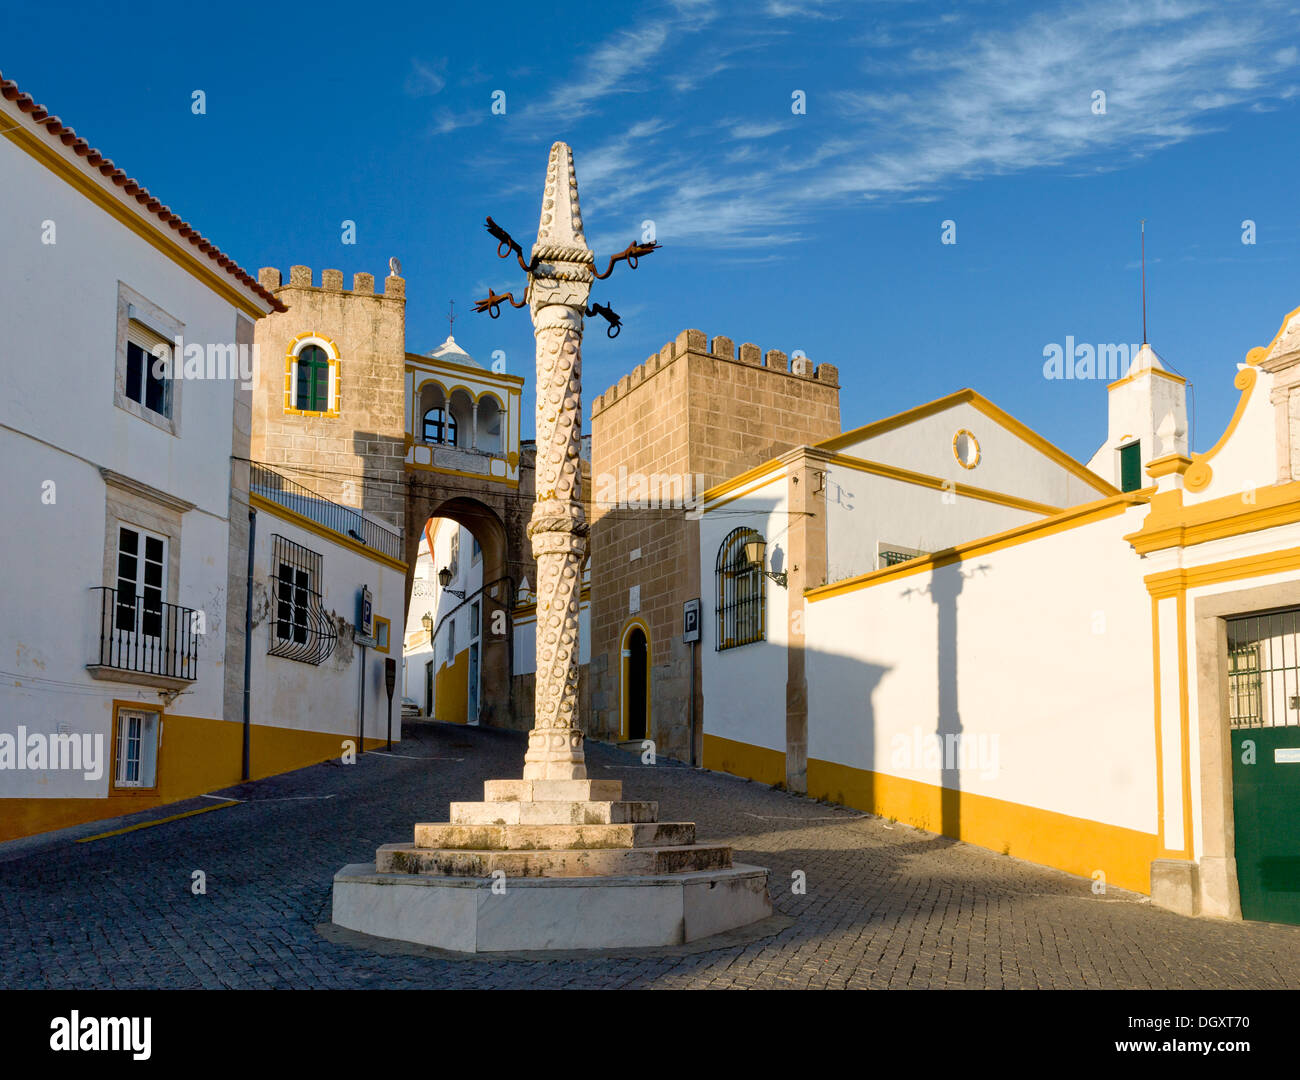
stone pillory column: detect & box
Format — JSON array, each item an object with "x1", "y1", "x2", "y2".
[
  {"x1": 330, "y1": 142, "x2": 773, "y2": 954},
  {"x1": 524, "y1": 144, "x2": 593, "y2": 780}
]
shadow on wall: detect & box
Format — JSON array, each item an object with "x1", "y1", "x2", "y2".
[{"x1": 806, "y1": 557, "x2": 995, "y2": 849}]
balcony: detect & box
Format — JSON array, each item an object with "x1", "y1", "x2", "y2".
[
  {"x1": 87, "y1": 587, "x2": 199, "y2": 690},
  {"x1": 250, "y1": 462, "x2": 403, "y2": 562}
]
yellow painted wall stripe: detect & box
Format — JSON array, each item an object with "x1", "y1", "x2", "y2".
[
  {"x1": 805, "y1": 758, "x2": 1157, "y2": 894},
  {"x1": 703, "y1": 733, "x2": 787, "y2": 787},
  {"x1": 76, "y1": 800, "x2": 238, "y2": 843}
]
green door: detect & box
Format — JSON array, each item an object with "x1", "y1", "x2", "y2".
[{"x1": 1228, "y1": 608, "x2": 1300, "y2": 925}]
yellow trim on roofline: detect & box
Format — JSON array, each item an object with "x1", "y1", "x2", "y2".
[
  {"x1": 1, "y1": 120, "x2": 272, "y2": 320},
  {"x1": 807, "y1": 490, "x2": 1148, "y2": 602},
  {"x1": 1107, "y1": 367, "x2": 1187, "y2": 391},
  {"x1": 824, "y1": 452, "x2": 1061, "y2": 516},
  {"x1": 1126, "y1": 479, "x2": 1300, "y2": 554},
  {"x1": 250, "y1": 493, "x2": 408, "y2": 573},
  {"x1": 815, "y1": 388, "x2": 1118, "y2": 497},
  {"x1": 405, "y1": 352, "x2": 526, "y2": 385},
  {"x1": 1183, "y1": 367, "x2": 1259, "y2": 493},
  {"x1": 1144, "y1": 546, "x2": 1300, "y2": 600},
  {"x1": 701, "y1": 458, "x2": 787, "y2": 505},
  {"x1": 1245, "y1": 301, "x2": 1300, "y2": 367}
]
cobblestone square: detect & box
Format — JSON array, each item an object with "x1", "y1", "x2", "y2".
[{"x1": 2, "y1": 722, "x2": 1298, "y2": 990}]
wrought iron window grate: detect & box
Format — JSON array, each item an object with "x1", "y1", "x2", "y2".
[
  {"x1": 1227, "y1": 608, "x2": 1300, "y2": 728},
  {"x1": 268, "y1": 534, "x2": 337, "y2": 665},
  {"x1": 880, "y1": 549, "x2": 921, "y2": 568},
  {"x1": 716, "y1": 527, "x2": 765, "y2": 651}
]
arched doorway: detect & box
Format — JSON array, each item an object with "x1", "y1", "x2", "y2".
[
  {"x1": 403, "y1": 492, "x2": 518, "y2": 729},
  {"x1": 620, "y1": 619, "x2": 651, "y2": 741}
]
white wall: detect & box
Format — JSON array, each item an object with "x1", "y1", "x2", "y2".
[
  {"x1": 836, "y1": 400, "x2": 1103, "y2": 508},
  {"x1": 700, "y1": 475, "x2": 790, "y2": 755},
  {"x1": 249, "y1": 509, "x2": 404, "y2": 744},
  {"x1": 823, "y1": 462, "x2": 1042, "y2": 582},
  {"x1": 0, "y1": 135, "x2": 250, "y2": 798},
  {"x1": 805, "y1": 504, "x2": 1156, "y2": 833}
]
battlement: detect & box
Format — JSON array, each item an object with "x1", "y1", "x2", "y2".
[
  {"x1": 257, "y1": 265, "x2": 406, "y2": 300},
  {"x1": 591, "y1": 328, "x2": 838, "y2": 415}
]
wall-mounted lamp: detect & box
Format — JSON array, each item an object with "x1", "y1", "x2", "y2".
[
  {"x1": 437, "y1": 567, "x2": 466, "y2": 599},
  {"x1": 744, "y1": 538, "x2": 787, "y2": 588},
  {"x1": 420, "y1": 611, "x2": 433, "y2": 638}
]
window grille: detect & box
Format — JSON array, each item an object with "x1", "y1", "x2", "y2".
[
  {"x1": 716, "y1": 527, "x2": 765, "y2": 651},
  {"x1": 880, "y1": 549, "x2": 920, "y2": 568},
  {"x1": 1227, "y1": 608, "x2": 1300, "y2": 729},
  {"x1": 268, "y1": 535, "x2": 337, "y2": 665}
]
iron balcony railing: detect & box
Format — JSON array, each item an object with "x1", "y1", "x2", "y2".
[
  {"x1": 91, "y1": 587, "x2": 199, "y2": 681},
  {"x1": 250, "y1": 462, "x2": 402, "y2": 561}
]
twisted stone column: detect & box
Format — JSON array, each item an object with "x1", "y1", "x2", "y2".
[
  {"x1": 523, "y1": 308, "x2": 589, "y2": 779},
  {"x1": 521, "y1": 142, "x2": 594, "y2": 781}
]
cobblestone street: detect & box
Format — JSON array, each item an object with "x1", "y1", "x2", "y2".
[{"x1": 2, "y1": 721, "x2": 1298, "y2": 990}]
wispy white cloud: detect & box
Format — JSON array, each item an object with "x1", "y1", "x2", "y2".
[
  {"x1": 428, "y1": 0, "x2": 1300, "y2": 250},
  {"x1": 405, "y1": 59, "x2": 447, "y2": 97}
]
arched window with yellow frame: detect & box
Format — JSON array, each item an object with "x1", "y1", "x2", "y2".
[{"x1": 284, "y1": 332, "x2": 340, "y2": 417}]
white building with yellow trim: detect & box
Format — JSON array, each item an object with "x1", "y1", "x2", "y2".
[
  {"x1": 699, "y1": 306, "x2": 1300, "y2": 925},
  {"x1": 0, "y1": 70, "x2": 285, "y2": 842},
  {"x1": 406, "y1": 335, "x2": 524, "y2": 487}
]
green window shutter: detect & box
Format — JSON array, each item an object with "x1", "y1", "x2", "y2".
[
  {"x1": 1119, "y1": 441, "x2": 1142, "y2": 492},
  {"x1": 296, "y1": 346, "x2": 329, "y2": 411}
]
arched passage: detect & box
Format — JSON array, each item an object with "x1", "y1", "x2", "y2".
[{"x1": 404, "y1": 492, "x2": 520, "y2": 728}]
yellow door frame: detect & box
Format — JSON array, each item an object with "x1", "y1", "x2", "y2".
[{"x1": 619, "y1": 617, "x2": 652, "y2": 742}]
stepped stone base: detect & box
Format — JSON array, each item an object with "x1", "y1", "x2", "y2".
[
  {"x1": 331, "y1": 862, "x2": 773, "y2": 953},
  {"x1": 331, "y1": 775, "x2": 772, "y2": 952}
]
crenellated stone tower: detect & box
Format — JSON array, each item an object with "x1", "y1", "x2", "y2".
[
  {"x1": 251, "y1": 266, "x2": 407, "y2": 529},
  {"x1": 589, "y1": 332, "x2": 841, "y2": 762}
]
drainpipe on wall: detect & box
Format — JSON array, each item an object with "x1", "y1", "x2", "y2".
[
  {"x1": 357, "y1": 641, "x2": 367, "y2": 754},
  {"x1": 242, "y1": 508, "x2": 255, "y2": 781}
]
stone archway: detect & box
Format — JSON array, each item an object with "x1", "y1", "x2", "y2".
[{"x1": 405, "y1": 476, "x2": 534, "y2": 730}]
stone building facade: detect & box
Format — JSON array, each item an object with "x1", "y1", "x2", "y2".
[
  {"x1": 588, "y1": 328, "x2": 841, "y2": 763},
  {"x1": 251, "y1": 266, "x2": 408, "y2": 530}
]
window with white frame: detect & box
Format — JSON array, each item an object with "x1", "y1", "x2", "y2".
[
  {"x1": 115, "y1": 284, "x2": 182, "y2": 434},
  {"x1": 115, "y1": 525, "x2": 167, "y2": 638},
  {"x1": 114, "y1": 708, "x2": 160, "y2": 789},
  {"x1": 125, "y1": 320, "x2": 173, "y2": 417}
]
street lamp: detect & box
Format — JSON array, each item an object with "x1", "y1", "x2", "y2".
[
  {"x1": 744, "y1": 538, "x2": 787, "y2": 589},
  {"x1": 420, "y1": 611, "x2": 433, "y2": 639},
  {"x1": 437, "y1": 567, "x2": 466, "y2": 599}
]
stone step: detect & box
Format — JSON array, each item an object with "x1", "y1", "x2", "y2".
[
  {"x1": 450, "y1": 799, "x2": 659, "y2": 826},
  {"x1": 375, "y1": 842, "x2": 732, "y2": 878},
  {"x1": 412, "y1": 822, "x2": 696, "y2": 851},
  {"x1": 484, "y1": 778, "x2": 623, "y2": 803}
]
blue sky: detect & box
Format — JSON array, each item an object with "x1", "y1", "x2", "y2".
[{"x1": 5, "y1": 0, "x2": 1299, "y2": 459}]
